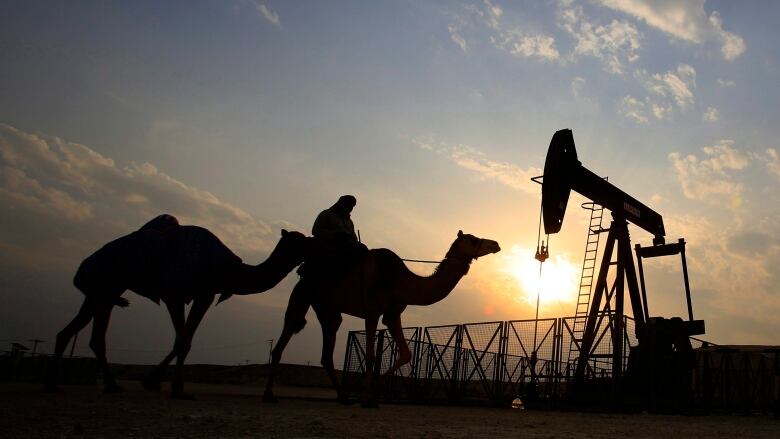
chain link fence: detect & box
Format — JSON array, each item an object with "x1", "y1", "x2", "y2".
[
  {"x1": 341, "y1": 315, "x2": 638, "y2": 406},
  {"x1": 341, "y1": 318, "x2": 777, "y2": 414}
]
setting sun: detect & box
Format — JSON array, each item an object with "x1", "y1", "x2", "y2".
[{"x1": 503, "y1": 245, "x2": 580, "y2": 312}]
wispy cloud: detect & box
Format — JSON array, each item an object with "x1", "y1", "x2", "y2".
[
  {"x1": 595, "y1": 0, "x2": 746, "y2": 60},
  {"x1": 618, "y1": 63, "x2": 696, "y2": 122},
  {"x1": 635, "y1": 63, "x2": 696, "y2": 108},
  {"x1": 558, "y1": 1, "x2": 642, "y2": 74},
  {"x1": 668, "y1": 139, "x2": 750, "y2": 207},
  {"x1": 453, "y1": 0, "x2": 561, "y2": 61},
  {"x1": 717, "y1": 78, "x2": 736, "y2": 87},
  {"x1": 254, "y1": 2, "x2": 280, "y2": 27},
  {"x1": 414, "y1": 137, "x2": 540, "y2": 195},
  {"x1": 495, "y1": 31, "x2": 560, "y2": 61},
  {"x1": 448, "y1": 23, "x2": 468, "y2": 52},
  {"x1": 617, "y1": 95, "x2": 649, "y2": 123},
  {"x1": 703, "y1": 106, "x2": 720, "y2": 122},
  {"x1": 571, "y1": 76, "x2": 586, "y2": 98},
  {"x1": 760, "y1": 148, "x2": 780, "y2": 181}
]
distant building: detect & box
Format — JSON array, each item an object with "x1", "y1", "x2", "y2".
[{"x1": 10, "y1": 342, "x2": 29, "y2": 357}]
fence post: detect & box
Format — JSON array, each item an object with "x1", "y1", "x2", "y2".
[
  {"x1": 553, "y1": 318, "x2": 562, "y2": 402},
  {"x1": 492, "y1": 321, "x2": 506, "y2": 403},
  {"x1": 450, "y1": 325, "x2": 463, "y2": 403},
  {"x1": 341, "y1": 332, "x2": 354, "y2": 398}
]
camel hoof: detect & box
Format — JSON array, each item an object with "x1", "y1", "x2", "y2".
[
  {"x1": 104, "y1": 384, "x2": 124, "y2": 394},
  {"x1": 43, "y1": 385, "x2": 64, "y2": 394},
  {"x1": 171, "y1": 392, "x2": 196, "y2": 400},
  {"x1": 262, "y1": 394, "x2": 279, "y2": 403},
  {"x1": 142, "y1": 376, "x2": 162, "y2": 392}
]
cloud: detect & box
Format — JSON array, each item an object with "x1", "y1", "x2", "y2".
[
  {"x1": 255, "y1": 2, "x2": 280, "y2": 27},
  {"x1": 635, "y1": 63, "x2": 696, "y2": 109},
  {"x1": 703, "y1": 106, "x2": 720, "y2": 122},
  {"x1": 0, "y1": 123, "x2": 276, "y2": 267},
  {"x1": 717, "y1": 78, "x2": 736, "y2": 87},
  {"x1": 619, "y1": 63, "x2": 696, "y2": 121},
  {"x1": 493, "y1": 30, "x2": 561, "y2": 61},
  {"x1": 457, "y1": 0, "x2": 561, "y2": 61},
  {"x1": 759, "y1": 148, "x2": 780, "y2": 180},
  {"x1": 596, "y1": 0, "x2": 746, "y2": 60},
  {"x1": 487, "y1": 16, "x2": 560, "y2": 61},
  {"x1": 617, "y1": 95, "x2": 648, "y2": 123},
  {"x1": 668, "y1": 139, "x2": 750, "y2": 206},
  {"x1": 453, "y1": 0, "x2": 658, "y2": 71},
  {"x1": 558, "y1": 2, "x2": 642, "y2": 74},
  {"x1": 413, "y1": 137, "x2": 540, "y2": 195},
  {"x1": 571, "y1": 76, "x2": 586, "y2": 98},
  {"x1": 448, "y1": 23, "x2": 468, "y2": 52}
]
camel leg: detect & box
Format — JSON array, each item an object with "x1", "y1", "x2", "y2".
[
  {"x1": 382, "y1": 313, "x2": 412, "y2": 378},
  {"x1": 315, "y1": 308, "x2": 344, "y2": 403},
  {"x1": 171, "y1": 296, "x2": 213, "y2": 399},
  {"x1": 142, "y1": 301, "x2": 185, "y2": 392},
  {"x1": 141, "y1": 298, "x2": 209, "y2": 392},
  {"x1": 362, "y1": 314, "x2": 379, "y2": 408},
  {"x1": 263, "y1": 280, "x2": 311, "y2": 403},
  {"x1": 89, "y1": 301, "x2": 122, "y2": 393},
  {"x1": 45, "y1": 298, "x2": 95, "y2": 392},
  {"x1": 142, "y1": 349, "x2": 176, "y2": 392}
]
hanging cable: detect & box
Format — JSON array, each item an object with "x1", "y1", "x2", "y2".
[{"x1": 532, "y1": 202, "x2": 549, "y2": 352}]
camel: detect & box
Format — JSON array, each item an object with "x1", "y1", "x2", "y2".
[
  {"x1": 263, "y1": 230, "x2": 500, "y2": 406},
  {"x1": 45, "y1": 215, "x2": 310, "y2": 398}
]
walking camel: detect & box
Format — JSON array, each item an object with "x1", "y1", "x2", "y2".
[
  {"x1": 263, "y1": 230, "x2": 500, "y2": 406},
  {"x1": 45, "y1": 215, "x2": 310, "y2": 398}
]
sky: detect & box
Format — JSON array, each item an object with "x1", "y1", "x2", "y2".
[{"x1": 1, "y1": 0, "x2": 779, "y2": 366}]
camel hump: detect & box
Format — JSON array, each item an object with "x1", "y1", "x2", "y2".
[
  {"x1": 139, "y1": 214, "x2": 179, "y2": 233},
  {"x1": 370, "y1": 248, "x2": 405, "y2": 288},
  {"x1": 163, "y1": 226, "x2": 242, "y2": 292},
  {"x1": 178, "y1": 225, "x2": 242, "y2": 263}
]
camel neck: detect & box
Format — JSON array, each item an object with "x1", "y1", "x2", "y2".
[
  {"x1": 230, "y1": 250, "x2": 297, "y2": 295},
  {"x1": 398, "y1": 257, "x2": 471, "y2": 306}
]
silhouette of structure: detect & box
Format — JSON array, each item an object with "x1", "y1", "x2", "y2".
[
  {"x1": 45, "y1": 215, "x2": 310, "y2": 398},
  {"x1": 264, "y1": 230, "x2": 500, "y2": 406},
  {"x1": 536, "y1": 129, "x2": 705, "y2": 405}
]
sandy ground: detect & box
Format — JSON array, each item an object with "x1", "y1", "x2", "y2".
[{"x1": 1, "y1": 382, "x2": 778, "y2": 438}]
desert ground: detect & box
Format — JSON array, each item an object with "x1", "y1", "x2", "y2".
[{"x1": 1, "y1": 381, "x2": 778, "y2": 438}]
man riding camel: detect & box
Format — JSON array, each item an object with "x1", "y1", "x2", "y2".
[
  {"x1": 304, "y1": 195, "x2": 367, "y2": 279},
  {"x1": 312, "y1": 195, "x2": 358, "y2": 243}
]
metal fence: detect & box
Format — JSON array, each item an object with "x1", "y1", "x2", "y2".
[
  {"x1": 342, "y1": 319, "x2": 779, "y2": 414},
  {"x1": 342, "y1": 314, "x2": 638, "y2": 406},
  {"x1": 692, "y1": 347, "x2": 779, "y2": 414}
]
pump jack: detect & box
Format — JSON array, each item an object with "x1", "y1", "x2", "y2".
[{"x1": 539, "y1": 129, "x2": 705, "y2": 403}]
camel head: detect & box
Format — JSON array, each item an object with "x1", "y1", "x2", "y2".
[
  {"x1": 447, "y1": 230, "x2": 501, "y2": 261},
  {"x1": 275, "y1": 229, "x2": 312, "y2": 267}
]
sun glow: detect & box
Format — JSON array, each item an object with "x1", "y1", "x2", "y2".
[{"x1": 503, "y1": 245, "x2": 580, "y2": 311}]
